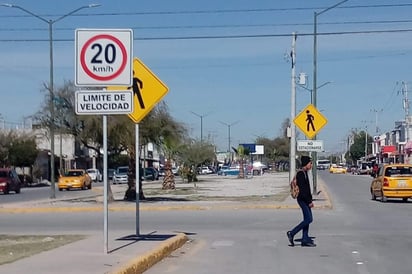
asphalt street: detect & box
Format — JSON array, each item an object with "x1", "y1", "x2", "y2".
[{"x1": 5, "y1": 172, "x2": 410, "y2": 274}]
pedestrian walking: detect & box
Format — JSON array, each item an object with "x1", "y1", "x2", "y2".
[{"x1": 287, "y1": 155, "x2": 316, "y2": 247}]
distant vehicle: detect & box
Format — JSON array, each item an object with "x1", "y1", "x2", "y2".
[
  {"x1": 355, "y1": 162, "x2": 373, "y2": 175},
  {"x1": 158, "y1": 168, "x2": 165, "y2": 177},
  {"x1": 143, "y1": 167, "x2": 159, "y2": 181},
  {"x1": 316, "y1": 159, "x2": 331, "y2": 170},
  {"x1": 58, "y1": 169, "x2": 92, "y2": 191},
  {"x1": 107, "y1": 168, "x2": 115, "y2": 181},
  {"x1": 0, "y1": 168, "x2": 21, "y2": 194},
  {"x1": 217, "y1": 166, "x2": 240, "y2": 176},
  {"x1": 172, "y1": 167, "x2": 180, "y2": 176},
  {"x1": 370, "y1": 164, "x2": 412, "y2": 202},
  {"x1": 113, "y1": 166, "x2": 128, "y2": 184},
  {"x1": 86, "y1": 168, "x2": 102, "y2": 182},
  {"x1": 329, "y1": 164, "x2": 347, "y2": 174},
  {"x1": 199, "y1": 166, "x2": 213, "y2": 174}
]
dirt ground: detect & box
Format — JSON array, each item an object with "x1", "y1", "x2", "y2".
[{"x1": 0, "y1": 235, "x2": 85, "y2": 265}]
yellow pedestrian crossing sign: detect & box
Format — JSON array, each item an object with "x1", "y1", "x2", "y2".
[
  {"x1": 107, "y1": 57, "x2": 169, "y2": 123},
  {"x1": 293, "y1": 104, "x2": 327, "y2": 139}
]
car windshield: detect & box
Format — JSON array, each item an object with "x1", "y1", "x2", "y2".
[
  {"x1": 67, "y1": 171, "x2": 82, "y2": 176},
  {"x1": 385, "y1": 167, "x2": 412, "y2": 177},
  {"x1": 87, "y1": 170, "x2": 96, "y2": 174},
  {"x1": 117, "y1": 168, "x2": 128, "y2": 174}
]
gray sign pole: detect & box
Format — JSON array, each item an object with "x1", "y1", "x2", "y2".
[
  {"x1": 135, "y1": 123, "x2": 140, "y2": 236},
  {"x1": 103, "y1": 115, "x2": 108, "y2": 253}
]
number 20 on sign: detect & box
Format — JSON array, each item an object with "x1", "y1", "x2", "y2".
[{"x1": 75, "y1": 29, "x2": 133, "y2": 87}]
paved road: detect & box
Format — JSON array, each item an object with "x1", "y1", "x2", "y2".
[
  {"x1": 145, "y1": 172, "x2": 412, "y2": 274},
  {"x1": 1, "y1": 172, "x2": 411, "y2": 273}
]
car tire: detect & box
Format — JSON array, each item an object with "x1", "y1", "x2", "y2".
[
  {"x1": 4, "y1": 185, "x2": 9, "y2": 194},
  {"x1": 402, "y1": 197, "x2": 408, "y2": 202},
  {"x1": 59, "y1": 188, "x2": 63, "y2": 191},
  {"x1": 88, "y1": 183, "x2": 92, "y2": 190},
  {"x1": 15, "y1": 187, "x2": 21, "y2": 194}
]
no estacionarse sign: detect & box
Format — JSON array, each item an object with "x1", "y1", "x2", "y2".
[{"x1": 75, "y1": 90, "x2": 133, "y2": 115}]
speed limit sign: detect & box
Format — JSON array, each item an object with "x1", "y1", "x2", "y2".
[{"x1": 75, "y1": 29, "x2": 133, "y2": 86}]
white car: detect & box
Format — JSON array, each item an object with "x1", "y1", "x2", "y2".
[
  {"x1": 113, "y1": 166, "x2": 128, "y2": 184},
  {"x1": 86, "y1": 169, "x2": 102, "y2": 182},
  {"x1": 200, "y1": 167, "x2": 213, "y2": 174}
]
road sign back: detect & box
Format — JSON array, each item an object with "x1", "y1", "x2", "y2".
[
  {"x1": 107, "y1": 57, "x2": 169, "y2": 123},
  {"x1": 293, "y1": 104, "x2": 328, "y2": 139}
]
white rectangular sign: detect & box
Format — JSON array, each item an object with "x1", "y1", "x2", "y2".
[
  {"x1": 75, "y1": 29, "x2": 133, "y2": 86},
  {"x1": 297, "y1": 140, "x2": 324, "y2": 152},
  {"x1": 75, "y1": 90, "x2": 133, "y2": 115}
]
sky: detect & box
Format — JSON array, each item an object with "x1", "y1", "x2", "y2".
[{"x1": 1, "y1": 0, "x2": 412, "y2": 154}]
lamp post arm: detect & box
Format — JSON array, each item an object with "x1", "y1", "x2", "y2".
[
  {"x1": 1, "y1": 4, "x2": 101, "y2": 24},
  {"x1": 317, "y1": 0, "x2": 349, "y2": 16},
  {"x1": 1, "y1": 4, "x2": 48, "y2": 23},
  {"x1": 53, "y1": 4, "x2": 101, "y2": 24}
]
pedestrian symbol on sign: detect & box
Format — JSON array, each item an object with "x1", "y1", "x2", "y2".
[
  {"x1": 128, "y1": 70, "x2": 145, "y2": 109},
  {"x1": 306, "y1": 110, "x2": 315, "y2": 132}
]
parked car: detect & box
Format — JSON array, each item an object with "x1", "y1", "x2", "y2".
[
  {"x1": 143, "y1": 167, "x2": 159, "y2": 181},
  {"x1": 158, "y1": 168, "x2": 165, "y2": 177},
  {"x1": 370, "y1": 164, "x2": 412, "y2": 202},
  {"x1": 113, "y1": 166, "x2": 129, "y2": 184},
  {"x1": 86, "y1": 168, "x2": 102, "y2": 182},
  {"x1": 0, "y1": 168, "x2": 21, "y2": 194},
  {"x1": 58, "y1": 169, "x2": 92, "y2": 191},
  {"x1": 217, "y1": 166, "x2": 240, "y2": 176},
  {"x1": 107, "y1": 168, "x2": 115, "y2": 181},
  {"x1": 199, "y1": 166, "x2": 213, "y2": 174}
]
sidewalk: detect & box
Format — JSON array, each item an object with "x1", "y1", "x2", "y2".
[{"x1": 0, "y1": 172, "x2": 332, "y2": 274}]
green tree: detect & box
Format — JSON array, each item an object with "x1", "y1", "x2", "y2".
[
  {"x1": 34, "y1": 81, "x2": 187, "y2": 201},
  {"x1": 0, "y1": 131, "x2": 16, "y2": 167},
  {"x1": 179, "y1": 140, "x2": 216, "y2": 185},
  {"x1": 349, "y1": 130, "x2": 373, "y2": 162},
  {"x1": 8, "y1": 136, "x2": 39, "y2": 168}
]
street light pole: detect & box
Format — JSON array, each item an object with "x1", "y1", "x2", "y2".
[
  {"x1": 2, "y1": 4, "x2": 101, "y2": 198},
  {"x1": 312, "y1": 0, "x2": 349, "y2": 195},
  {"x1": 220, "y1": 121, "x2": 239, "y2": 154},
  {"x1": 190, "y1": 111, "x2": 209, "y2": 143}
]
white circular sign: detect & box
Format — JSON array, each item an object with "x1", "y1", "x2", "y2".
[{"x1": 75, "y1": 29, "x2": 133, "y2": 86}]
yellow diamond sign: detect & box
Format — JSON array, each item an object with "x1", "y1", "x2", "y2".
[
  {"x1": 107, "y1": 57, "x2": 169, "y2": 123},
  {"x1": 293, "y1": 104, "x2": 327, "y2": 139}
]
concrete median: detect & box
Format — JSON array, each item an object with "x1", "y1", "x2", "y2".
[{"x1": 112, "y1": 233, "x2": 188, "y2": 274}]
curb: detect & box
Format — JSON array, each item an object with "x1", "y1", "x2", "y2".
[
  {"x1": 0, "y1": 201, "x2": 332, "y2": 214},
  {"x1": 111, "y1": 233, "x2": 188, "y2": 274}
]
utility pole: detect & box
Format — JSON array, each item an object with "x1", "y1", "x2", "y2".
[
  {"x1": 401, "y1": 82, "x2": 410, "y2": 143},
  {"x1": 312, "y1": 0, "x2": 349, "y2": 195},
  {"x1": 289, "y1": 32, "x2": 297, "y2": 182},
  {"x1": 361, "y1": 120, "x2": 373, "y2": 160},
  {"x1": 191, "y1": 111, "x2": 209, "y2": 143},
  {"x1": 371, "y1": 108, "x2": 383, "y2": 134}
]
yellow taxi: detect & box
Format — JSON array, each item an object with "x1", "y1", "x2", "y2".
[
  {"x1": 58, "y1": 169, "x2": 92, "y2": 191},
  {"x1": 329, "y1": 164, "x2": 347, "y2": 174},
  {"x1": 370, "y1": 164, "x2": 412, "y2": 202}
]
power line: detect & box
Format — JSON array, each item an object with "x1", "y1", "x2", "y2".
[
  {"x1": 1, "y1": 3, "x2": 412, "y2": 18},
  {"x1": 1, "y1": 28, "x2": 412, "y2": 42},
  {"x1": 2, "y1": 19, "x2": 412, "y2": 32}
]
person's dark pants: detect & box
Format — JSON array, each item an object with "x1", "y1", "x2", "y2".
[{"x1": 290, "y1": 199, "x2": 313, "y2": 243}]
